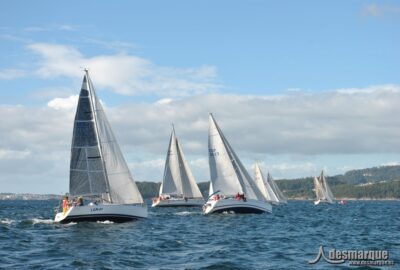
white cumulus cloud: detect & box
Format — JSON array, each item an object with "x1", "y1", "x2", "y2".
[
  {"x1": 27, "y1": 43, "x2": 220, "y2": 96},
  {"x1": 1, "y1": 84, "x2": 400, "y2": 192}
]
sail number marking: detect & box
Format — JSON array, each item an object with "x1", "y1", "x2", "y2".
[{"x1": 209, "y1": 148, "x2": 219, "y2": 157}]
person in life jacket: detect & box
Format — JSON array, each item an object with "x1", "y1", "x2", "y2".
[
  {"x1": 62, "y1": 196, "x2": 69, "y2": 214},
  {"x1": 235, "y1": 193, "x2": 241, "y2": 200}
]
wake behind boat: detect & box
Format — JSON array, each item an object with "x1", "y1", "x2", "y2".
[
  {"x1": 313, "y1": 170, "x2": 335, "y2": 205},
  {"x1": 152, "y1": 126, "x2": 204, "y2": 207},
  {"x1": 203, "y1": 114, "x2": 272, "y2": 214},
  {"x1": 54, "y1": 70, "x2": 147, "y2": 223}
]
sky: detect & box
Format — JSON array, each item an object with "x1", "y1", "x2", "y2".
[{"x1": 0, "y1": 1, "x2": 400, "y2": 194}]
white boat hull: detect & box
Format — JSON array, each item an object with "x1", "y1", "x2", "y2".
[
  {"x1": 203, "y1": 198, "x2": 272, "y2": 214},
  {"x1": 54, "y1": 203, "x2": 148, "y2": 223},
  {"x1": 152, "y1": 198, "x2": 204, "y2": 207},
  {"x1": 314, "y1": 199, "x2": 334, "y2": 205}
]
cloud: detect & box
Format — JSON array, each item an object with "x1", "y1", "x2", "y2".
[
  {"x1": 47, "y1": 95, "x2": 78, "y2": 110},
  {"x1": 0, "y1": 69, "x2": 26, "y2": 80},
  {"x1": 1, "y1": 85, "x2": 400, "y2": 192},
  {"x1": 24, "y1": 24, "x2": 78, "y2": 32},
  {"x1": 27, "y1": 43, "x2": 220, "y2": 96},
  {"x1": 0, "y1": 148, "x2": 31, "y2": 160},
  {"x1": 362, "y1": 4, "x2": 400, "y2": 17}
]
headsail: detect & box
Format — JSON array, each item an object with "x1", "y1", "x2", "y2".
[
  {"x1": 267, "y1": 172, "x2": 287, "y2": 203},
  {"x1": 176, "y1": 139, "x2": 203, "y2": 198},
  {"x1": 320, "y1": 171, "x2": 335, "y2": 203},
  {"x1": 160, "y1": 129, "x2": 181, "y2": 195},
  {"x1": 254, "y1": 163, "x2": 279, "y2": 203},
  {"x1": 70, "y1": 70, "x2": 144, "y2": 204},
  {"x1": 208, "y1": 114, "x2": 265, "y2": 201},
  {"x1": 160, "y1": 127, "x2": 203, "y2": 198}
]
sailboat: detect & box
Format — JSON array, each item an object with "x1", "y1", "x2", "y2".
[
  {"x1": 54, "y1": 70, "x2": 147, "y2": 223},
  {"x1": 152, "y1": 126, "x2": 204, "y2": 207},
  {"x1": 266, "y1": 171, "x2": 287, "y2": 204},
  {"x1": 254, "y1": 163, "x2": 279, "y2": 204},
  {"x1": 203, "y1": 114, "x2": 272, "y2": 214},
  {"x1": 313, "y1": 170, "x2": 335, "y2": 205}
]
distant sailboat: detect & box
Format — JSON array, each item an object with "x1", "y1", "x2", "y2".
[
  {"x1": 203, "y1": 114, "x2": 272, "y2": 214},
  {"x1": 54, "y1": 70, "x2": 147, "y2": 223},
  {"x1": 313, "y1": 170, "x2": 335, "y2": 205},
  {"x1": 254, "y1": 163, "x2": 279, "y2": 204},
  {"x1": 267, "y1": 172, "x2": 287, "y2": 204},
  {"x1": 152, "y1": 126, "x2": 204, "y2": 207},
  {"x1": 253, "y1": 163, "x2": 287, "y2": 205}
]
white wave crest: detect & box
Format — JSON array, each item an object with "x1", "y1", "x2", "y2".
[
  {"x1": 0, "y1": 218, "x2": 14, "y2": 225},
  {"x1": 96, "y1": 220, "x2": 114, "y2": 224},
  {"x1": 175, "y1": 211, "x2": 195, "y2": 216},
  {"x1": 65, "y1": 222, "x2": 77, "y2": 226},
  {"x1": 31, "y1": 218, "x2": 54, "y2": 225}
]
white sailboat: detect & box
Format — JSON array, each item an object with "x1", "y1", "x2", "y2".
[
  {"x1": 54, "y1": 70, "x2": 147, "y2": 223},
  {"x1": 313, "y1": 170, "x2": 335, "y2": 205},
  {"x1": 254, "y1": 163, "x2": 283, "y2": 205},
  {"x1": 152, "y1": 126, "x2": 204, "y2": 207},
  {"x1": 266, "y1": 171, "x2": 287, "y2": 204},
  {"x1": 203, "y1": 114, "x2": 272, "y2": 214}
]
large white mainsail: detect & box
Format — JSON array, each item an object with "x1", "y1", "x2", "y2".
[
  {"x1": 70, "y1": 70, "x2": 144, "y2": 204},
  {"x1": 160, "y1": 127, "x2": 203, "y2": 198},
  {"x1": 267, "y1": 172, "x2": 287, "y2": 204},
  {"x1": 254, "y1": 163, "x2": 279, "y2": 203},
  {"x1": 208, "y1": 114, "x2": 265, "y2": 201}
]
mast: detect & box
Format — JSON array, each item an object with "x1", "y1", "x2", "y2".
[{"x1": 85, "y1": 69, "x2": 112, "y2": 203}]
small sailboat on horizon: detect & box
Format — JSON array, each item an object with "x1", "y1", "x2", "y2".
[
  {"x1": 203, "y1": 114, "x2": 272, "y2": 214},
  {"x1": 152, "y1": 126, "x2": 204, "y2": 207},
  {"x1": 253, "y1": 163, "x2": 287, "y2": 205},
  {"x1": 313, "y1": 170, "x2": 335, "y2": 205},
  {"x1": 54, "y1": 70, "x2": 147, "y2": 223}
]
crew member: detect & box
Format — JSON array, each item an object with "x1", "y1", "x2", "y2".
[{"x1": 62, "y1": 196, "x2": 69, "y2": 214}]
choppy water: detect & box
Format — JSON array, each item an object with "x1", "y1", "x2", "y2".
[{"x1": 0, "y1": 200, "x2": 398, "y2": 269}]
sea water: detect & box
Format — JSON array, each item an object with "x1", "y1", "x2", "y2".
[{"x1": 0, "y1": 200, "x2": 398, "y2": 269}]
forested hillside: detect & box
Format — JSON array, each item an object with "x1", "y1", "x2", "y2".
[{"x1": 136, "y1": 165, "x2": 400, "y2": 199}]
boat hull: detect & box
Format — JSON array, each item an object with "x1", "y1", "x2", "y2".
[
  {"x1": 203, "y1": 198, "x2": 272, "y2": 214},
  {"x1": 314, "y1": 199, "x2": 334, "y2": 205},
  {"x1": 54, "y1": 203, "x2": 148, "y2": 223},
  {"x1": 152, "y1": 198, "x2": 204, "y2": 207}
]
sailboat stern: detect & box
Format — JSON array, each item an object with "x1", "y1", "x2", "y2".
[{"x1": 54, "y1": 203, "x2": 148, "y2": 223}]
